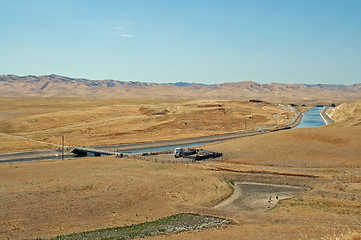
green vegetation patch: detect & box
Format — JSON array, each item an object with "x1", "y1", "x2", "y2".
[
  {"x1": 224, "y1": 178, "x2": 236, "y2": 186},
  {"x1": 36, "y1": 213, "x2": 232, "y2": 240}
]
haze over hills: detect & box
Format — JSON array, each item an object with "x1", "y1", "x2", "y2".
[{"x1": 1, "y1": 74, "x2": 360, "y2": 102}]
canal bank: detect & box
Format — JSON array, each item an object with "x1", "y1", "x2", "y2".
[{"x1": 320, "y1": 106, "x2": 336, "y2": 125}]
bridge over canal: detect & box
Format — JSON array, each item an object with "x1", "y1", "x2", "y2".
[{"x1": 71, "y1": 147, "x2": 123, "y2": 157}]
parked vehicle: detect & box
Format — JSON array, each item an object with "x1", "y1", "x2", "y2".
[{"x1": 174, "y1": 148, "x2": 182, "y2": 158}]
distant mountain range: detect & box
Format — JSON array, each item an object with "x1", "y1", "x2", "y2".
[
  {"x1": 1, "y1": 74, "x2": 360, "y2": 101},
  {"x1": 168, "y1": 82, "x2": 211, "y2": 87}
]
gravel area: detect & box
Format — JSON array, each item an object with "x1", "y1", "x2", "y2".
[{"x1": 216, "y1": 181, "x2": 309, "y2": 212}]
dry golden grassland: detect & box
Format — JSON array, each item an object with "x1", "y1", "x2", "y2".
[
  {"x1": 1, "y1": 98, "x2": 360, "y2": 240},
  {"x1": 0, "y1": 134, "x2": 56, "y2": 153},
  {"x1": 204, "y1": 100, "x2": 361, "y2": 169},
  {"x1": 0, "y1": 97, "x2": 295, "y2": 153},
  {"x1": 0, "y1": 157, "x2": 230, "y2": 239},
  {"x1": 327, "y1": 100, "x2": 361, "y2": 126},
  {"x1": 182, "y1": 101, "x2": 360, "y2": 240},
  {"x1": 204, "y1": 125, "x2": 361, "y2": 168}
]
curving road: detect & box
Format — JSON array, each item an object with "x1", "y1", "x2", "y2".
[{"x1": 0, "y1": 109, "x2": 308, "y2": 163}]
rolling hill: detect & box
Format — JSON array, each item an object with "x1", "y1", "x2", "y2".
[{"x1": 1, "y1": 74, "x2": 360, "y2": 102}]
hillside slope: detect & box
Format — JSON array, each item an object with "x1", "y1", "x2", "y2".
[{"x1": 1, "y1": 74, "x2": 360, "y2": 102}]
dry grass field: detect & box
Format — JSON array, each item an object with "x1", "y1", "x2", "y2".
[
  {"x1": 0, "y1": 98, "x2": 360, "y2": 240},
  {"x1": 204, "y1": 125, "x2": 361, "y2": 168},
  {"x1": 204, "y1": 100, "x2": 361, "y2": 168},
  {"x1": 327, "y1": 100, "x2": 361, "y2": 126},
  {"x1": 0, "y1": 157, "x2": 230, "y2": 239},
  {"x1": 0, "y1": 97, "x2": 296, "y2": 153}
]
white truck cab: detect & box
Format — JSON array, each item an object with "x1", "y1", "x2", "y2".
[{"x1": 174, "y1": 148, "x2": 182, "y2": 158}]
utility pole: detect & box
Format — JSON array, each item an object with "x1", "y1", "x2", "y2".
[{"x1": 62, "y1": 136, "x2": 64, "y2": 160}]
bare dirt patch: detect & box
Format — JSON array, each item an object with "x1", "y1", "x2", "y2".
[
  {"x1": 215, "y1": 181, "x2": 309, "y2": 212},
  {"x1": 150, "y1": 168, "x2": 361, "y2": 240}
]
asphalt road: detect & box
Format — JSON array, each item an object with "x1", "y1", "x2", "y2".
[{"x1": 0, "y1": 109, "x2": 307, "y2": 163}]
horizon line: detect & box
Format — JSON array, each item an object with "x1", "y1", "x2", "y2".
[{"x1": 1, "y1": 73, "x2": 357, "y2": 86}]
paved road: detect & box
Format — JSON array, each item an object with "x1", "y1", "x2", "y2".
[{"x1": 0, "y1": 109, "x2": 308, "y2": 163}]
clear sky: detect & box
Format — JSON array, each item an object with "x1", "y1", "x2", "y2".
[{"x1": 1, "y1": 0, "x2": 361, "y2": 85}]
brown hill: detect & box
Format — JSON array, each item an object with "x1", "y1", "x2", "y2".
[{"x1": 0, "y1": 74, "x2": 360, "y2": 103}]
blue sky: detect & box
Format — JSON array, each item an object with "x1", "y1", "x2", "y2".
[{"x1": 1, "y1": 0, "x2": 360, "y2": 85}]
